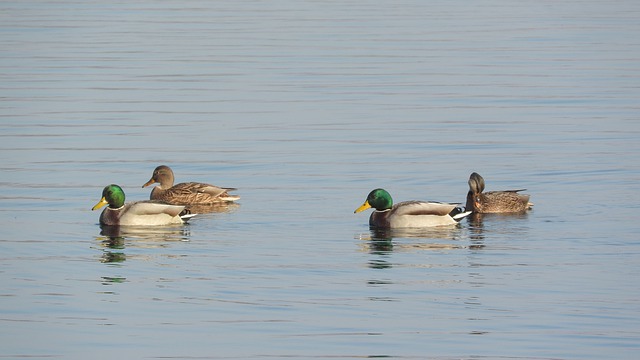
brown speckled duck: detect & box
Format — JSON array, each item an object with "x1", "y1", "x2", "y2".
[
  {"x1": 466, "y1": 172, "x2": 532, "y2": 214},
  {"x1": 142, "y1": 165, "x2": 239, "y2": 205}
]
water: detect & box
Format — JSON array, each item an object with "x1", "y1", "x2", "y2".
[{"x1": 1, "y1": 1, "x2": 640, "y2": 359}]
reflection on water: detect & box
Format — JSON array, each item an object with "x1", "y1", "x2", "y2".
[
  {"x1": 466, "y1": 211, "x2": 531, "y2": 229},
  {"x1": 185, "y1": 202, "x2": 240, "y2": 215},
  {"x1": 370, "y1": 226, "x2": 466, "y2": 242},
  {"x1": 101, "y1": 252, "x2": 127, "y2": 264},
  {"x1": 358, "y1": 225, "x2": 469, "y2": 256},
  {"x1": 465, "y1": 212, "x2": 531, "y2": 249},
  {"x1": 96, "y1": 224, "x2": 192, "y2": 263},
  {"x1": 98, "y1": 224, "x2": 192, "y2": 243},
  {"x1": 367, "y1": 239, "x2": 395, "y2": 255},
  {"x1": 101, "y1": 276, "x2": 126, "y2": 284},
  {"x1": 358, "y1": 226, "x2": 471, "y2": 271}
]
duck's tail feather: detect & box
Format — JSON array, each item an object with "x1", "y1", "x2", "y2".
[
  {"x1": 180, "y1": 213, "x2": 197, "y2": 223},
  {"x1": 449, "y1": 206, "x2": 472, "y2": 222},
  {"x1": 178, "y1": 208, "x2": 197, "y2": 223}
]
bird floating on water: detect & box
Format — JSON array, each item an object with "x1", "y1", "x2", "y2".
[
  {"x1": 92, "y1": 184, "x2": 194, "y2": 226},
  {"x1": 142, "y1": 165, "x2": 239, "y2": 205},
  {"x1": 355, "y1": 188, "x2": 470, "y2": 228},
  {"x1": 465, "y1": 172, "x2": 532, "y2": 214}
]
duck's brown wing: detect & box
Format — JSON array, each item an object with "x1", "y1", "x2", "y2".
[
  {"x1": 162, "y1": 182, "x2": 238, "y2": 204},
  {"x1": 482, "y1": 191, "x2": 532, "y2": 212}
]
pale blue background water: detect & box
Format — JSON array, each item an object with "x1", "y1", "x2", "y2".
[{"x1": 1, "y1": 1, "x2": 640, "y2": 359}]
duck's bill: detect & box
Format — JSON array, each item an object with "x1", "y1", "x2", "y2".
[
  {"x1": 92, "y1": 197, "x2": 109, "y2": 211},
  {"x1": 142, "y1": 178, "x2": 155, "y2": 188},
  {"x1": 354, "y1": 201, "x2": 371, "y2": 213}
]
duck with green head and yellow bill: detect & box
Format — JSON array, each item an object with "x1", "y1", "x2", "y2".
[
  {"x1": 142, "y1": 165, "x2": 239, "y2": 205},
  {"x1": 355, "y1": 188, "x2": 471, "y2": 228},
  {"x1": 92, "y1": 184, "x2": 195, "y2": 226}
]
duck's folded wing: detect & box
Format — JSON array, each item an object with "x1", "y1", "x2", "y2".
[
  {"x1": 175, "y1": 182, "x2": 233, "y2": 198},
  {"x1": 128, "y1": 202, "x2": 185, "y2": 217},
  {"x1": 393, "y1": 201, "x2": 458, "y2": 216},
  {"x1": 486, "y1": 191, "x2": 530, "y2": 200}
]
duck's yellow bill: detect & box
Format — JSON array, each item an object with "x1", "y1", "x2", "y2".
[
  {"x1": 92, "y1": 197, "x2": 108, "y2": 211},
  {"x1": 354, "y1": 200, "x2": 371, "y2": 213}
]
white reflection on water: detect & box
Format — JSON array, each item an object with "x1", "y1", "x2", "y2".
[
  {"x1": 358, "y1": 226, "x2": 468, "y2": 257},
  {"x1": 95, "y1": 224, "x2": 192, "y2": 263},
  {"x1": 358, "y1": 212, "x2": 532, "y2": 256}
]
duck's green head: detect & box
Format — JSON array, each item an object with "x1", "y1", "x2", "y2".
[
  {"x1": 354, "y1": 188, "x2": 393, "y2": 213},
  {"x1": 92, "y1": 184, "x2": 125, "y2": 211}
]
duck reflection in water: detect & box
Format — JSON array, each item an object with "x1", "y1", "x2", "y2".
[
  {"x1": 98, "y1": 224, "x2": 191, "y2": 242},
  {"x1": 465, "y1": 211, "x2": 530, "y2": 250},
  {"x1": 95, "y1": 224, "x2": 192, "y2": 263},
  {"x1": 359, "y1": 226, "x2": 470, "y2": 256},
  {"x1": 182, "y1": 202, "x2": 240, "y2": 215},
  {"x1": 96, "y1": 226, "x2": 127, "y2": 264},
  {"x1": 101, "y1": 250, "x2": 126, "y2": 264}
]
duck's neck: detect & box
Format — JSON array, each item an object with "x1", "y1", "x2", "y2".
[
  {"x1": 465, "y1": 191, "x2": 475, "y2": 210},
  {"x1": 151, "y1": 187, "x2": 166, "y2": 197}
]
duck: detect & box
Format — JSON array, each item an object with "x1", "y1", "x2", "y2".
[
  {"x1": 354, "y1": 188, "x2": 471, "y2": 228},
  {"x1": 465, "y1": 172, "x2": 533, "y2": 213},
  {"x1": 142, "y1": 165, "x2": 239, "y2": 205},
  {"x1": 92, "y1": 184, "x2": 195, "y2": 226}
]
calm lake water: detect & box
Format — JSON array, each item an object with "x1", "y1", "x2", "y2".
[{"x1": 1, "y1": 1, "x2": 640, "y2": 359}]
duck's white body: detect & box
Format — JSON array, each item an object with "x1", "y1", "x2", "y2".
[
  {"x1": 368, "y1": 201, "x2": 470, "y2": 228},
  {"x1": 98, "y1": 201, "x2": 188, "y2": 226}
]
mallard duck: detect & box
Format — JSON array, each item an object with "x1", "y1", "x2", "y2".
[
  {"x1": 354, "y1": 188, "x2": 471, "y2": 228},
  {"x1": 142, "y1": 165, "x2": 239, "y2": 205},
  {"x1": 92, "y1": 184, "x2": 194, "y2": 226},
  {"x1": 466, "y1": 172, "x2": 532, "y2": 213}
]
